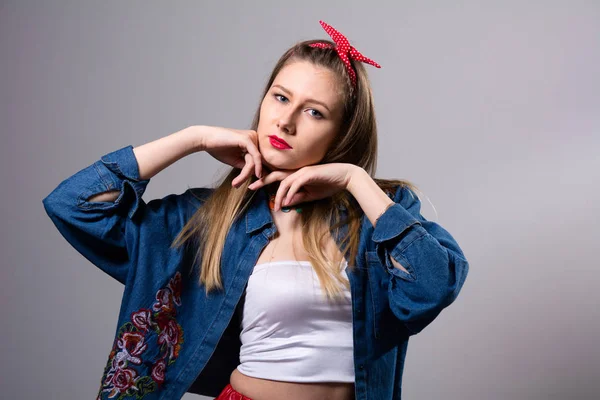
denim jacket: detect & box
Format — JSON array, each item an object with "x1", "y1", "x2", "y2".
[{"x1": 42, "y1": 145, "x2": 469, "y2": 400}]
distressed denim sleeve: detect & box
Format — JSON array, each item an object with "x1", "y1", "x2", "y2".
[
  {"x1": 42, "y1": 145, "x2": 203, "y2": 284},
  {"x1": 371, "y1": 185, "x2": 469, "y2": 335}
]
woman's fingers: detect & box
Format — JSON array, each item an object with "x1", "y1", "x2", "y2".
[
  {"x1": 243, "y1": 133, "x2": 262, "y2": 179},
  {"x1": 284, "y1": 190, "x2": 309, "y2": 207},
  {"x1": 250, "y1": 170, "x2": 298, "y2": 210},
  {"x1": 232, "y1": 152, "x2": 255, "y2": 187},
  {"x1": 283, "y1": 177, "x2": 306, "y2": 205},
  {"x1": 203, "y1": 127, "x2": 265, "y2": 180},
  {"x1": 232, "y1": 130, "x2": 264, "y2": 187},
  {"x1": 248, "y1": 170, "x2": 289, "y2": 190}
]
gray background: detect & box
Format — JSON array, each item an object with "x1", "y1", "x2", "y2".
[{"x1": 2, "y1": 1, "x2": 599, "y2": 399}]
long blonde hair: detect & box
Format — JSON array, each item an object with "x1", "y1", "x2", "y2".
[{"x1": 171, "y1": 39, "x2": 419, "y2": 300}]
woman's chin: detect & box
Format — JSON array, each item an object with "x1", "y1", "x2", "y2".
[{"x1": 261, "y1": 154, "x2": 296, "y2": 172}]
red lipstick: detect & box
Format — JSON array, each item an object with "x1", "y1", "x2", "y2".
[{"x1": 268, "y1": 135, "x2": 292, "y2": 150}]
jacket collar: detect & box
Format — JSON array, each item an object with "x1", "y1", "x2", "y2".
[{"x1": 245, "y1": 186, "x2": 273, "y2": 234}]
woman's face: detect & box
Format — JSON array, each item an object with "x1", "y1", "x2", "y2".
[{"x1": 257, "y1": 60, "x2": 345, "y2": 172}]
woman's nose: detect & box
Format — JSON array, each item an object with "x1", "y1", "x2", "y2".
[{"x1": 277, "y1": 110, "x2": 296, "y2": 134}]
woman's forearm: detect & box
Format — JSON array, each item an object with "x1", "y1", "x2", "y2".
[
  {"x1": 346, "y1": 167, "x2": 409, "y2": 273},
  {"x1": 133, "y1": 126, "x2": 203, "y2": 180},
  {"x1": 88, "y1": 126, "x2": 204, "y2": 202},
  {"x1": 346, "y1": 167, "x2": 395, "y2": 228}
]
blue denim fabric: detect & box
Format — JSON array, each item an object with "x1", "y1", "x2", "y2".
[{"x1": 42, "y1": 145, "x2": 469, "y2": 400}]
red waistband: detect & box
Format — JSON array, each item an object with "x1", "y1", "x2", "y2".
[{"x1": 215, "y1": 383, "x2": 253, "y2": 400}]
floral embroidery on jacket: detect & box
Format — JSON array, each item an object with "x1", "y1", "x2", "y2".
[{"x1": 96, "y1": 272, "x2": 185, "y2": 399}]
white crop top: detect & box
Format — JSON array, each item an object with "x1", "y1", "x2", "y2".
[{"x1": 237, "y1": 259, "x2": 355, "y2": 383}]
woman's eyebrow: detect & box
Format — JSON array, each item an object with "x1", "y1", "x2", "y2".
[{"x1": 272, "y1": 84, "x2": 331, "y2": 113}]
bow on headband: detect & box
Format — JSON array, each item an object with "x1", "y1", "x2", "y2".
[{"x1": 309, "y1": 20, "x2": 381, "y2": 87}]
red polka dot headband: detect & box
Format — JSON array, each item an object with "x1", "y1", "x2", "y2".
[{"x1": 309, "y1": 20, "x2": 381, "y2": 87}]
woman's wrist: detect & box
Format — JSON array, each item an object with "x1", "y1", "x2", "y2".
[{"x1": 184, "y1": 125, "x2": 212, "y2": 153}]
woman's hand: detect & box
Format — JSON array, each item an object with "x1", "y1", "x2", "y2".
[
  {"x1": 195, "y1": 125, "x2": 263, "y2": 187},
  {"x1": 248, "y1": 163, "x2": 360, "y2": 211}
]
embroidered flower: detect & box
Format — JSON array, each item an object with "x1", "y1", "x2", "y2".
[
  {"x1": 151, "y1": 359, "x2": 166, "y2": 386},
  {"x1": 168, "y1": 272, "x2": 182, "y2": 306},
  {"x1": 157, "y1": 318, "x2": 184, "y2": 360},
  {"x1": 152, "y1": 288, "x2": 175, "y2": 314},
  {"x1": 131, "y1": 309, "x2": 153, "y2": 332},
  {"x1": 111, "y1": 350, "x2": 129, "y2": 371},
  {"x1": 116, "y1": 332, "x2": 147, "y2": 365},
  {"x1": 97, "y1": 272, "x2": 185, "y2": 399},
  {"x1": 109, "y1": 367, "x2": 138, "y2": 395}
]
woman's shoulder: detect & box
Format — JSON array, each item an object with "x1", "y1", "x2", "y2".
[
  {"x1": 140, "y1": 187, "x2": 215, "y2": 224},
  {"x1": 177, "y1": 186, "x2": 216, "y2": 215}
]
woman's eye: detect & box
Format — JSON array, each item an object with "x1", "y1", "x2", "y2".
[
  {"x1": 308, "y1": 109, "x2": 323, "y2": 119},
  {"x1": 274, "y1": 93, "x2": 323, "y2": 119}
]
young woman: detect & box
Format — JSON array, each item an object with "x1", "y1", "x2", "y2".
[{"x1": 43, "y1": 21, "x2": 469, "y2": 400}]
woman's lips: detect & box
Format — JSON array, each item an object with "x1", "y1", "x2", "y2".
[{"x1": 268, "y1": 135, "x2": 292, "y2": 150}]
